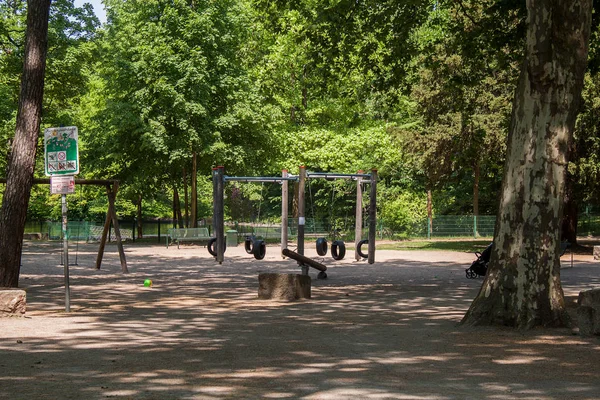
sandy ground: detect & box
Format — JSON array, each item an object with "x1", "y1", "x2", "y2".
[{"x1": 1, "y1": 240, "x2": 599, "y2": 400}]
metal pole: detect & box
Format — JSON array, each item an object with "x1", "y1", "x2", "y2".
[
  {"x1": 355, "y1": 171, "x2": 363, "y2": 261},
  {"x1": 298, "y1": 166, "x2": 307, "y2": 275},
  {"x1": 281, "y1": 169, "x2": 289, "y2": 254},
  {"x1": 298, "y1": 167, "x2": 306, "y2": 255},
  {"x1": 368, "y1": 169, "x2": 377, "y2": 264},
  {"x1": 62, "y1": 194, "x2": 71, "y2": 312},
  {"x1": 213, "y1": 166, "x2": 225, "y2": 264}
]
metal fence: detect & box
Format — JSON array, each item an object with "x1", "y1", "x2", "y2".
[{"x1": 23, "y1": 214, "x2": 600, "y2": 242}]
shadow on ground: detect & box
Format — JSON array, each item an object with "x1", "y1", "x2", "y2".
[{"x1": 1, "y1": 242, "x2": 599, "y2": 399}]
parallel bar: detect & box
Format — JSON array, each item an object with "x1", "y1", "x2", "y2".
[
  {"x1": 224, "y1": 176, "x2": 298, "y2": 183},
  {"x1": 306, "y1": 172, "x2": 371, "y2": 180}
]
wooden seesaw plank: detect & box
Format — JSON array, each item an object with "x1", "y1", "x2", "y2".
[{"x1": 282, "y1": 248, "x2": 327, "y2": 272}]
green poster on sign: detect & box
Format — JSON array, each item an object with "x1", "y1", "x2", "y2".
[{"x1": 44, "y1": 126, "x2": 79, "y2": 176}]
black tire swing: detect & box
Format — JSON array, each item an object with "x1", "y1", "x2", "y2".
[
  {"x1": 207, "y1": 237, "x2": 226, "y2": 257},
  {"x1": 248, "y1": 182, "x2": 267, "y2": 260},
  {"x1": 315, "y1": 237, "x2": 328, "y2": 256},
  {"x1": 308, "y1": 177, "x2": 346, "y2": 260},
  {"x1": 357, "y1": 239, "x2": 368, "y2": 259}
]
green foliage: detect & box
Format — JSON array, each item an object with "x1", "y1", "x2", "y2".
[{"x1": 379, "y1": 190, "x2": 427, "y2": 235}]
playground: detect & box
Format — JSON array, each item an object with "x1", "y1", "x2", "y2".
[{"x1": 1, "y1": 240, "x2": 600, "y2": 399}]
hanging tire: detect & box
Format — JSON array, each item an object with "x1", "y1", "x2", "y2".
[
  {"x1": 357, "y1": 239, "x2": 368, "y2": 259},
  {"x1": 244, "y1": 236, "x2": 254, "y2": 254},
  {"x1": 253, "y1": 239, "x2": 266, "y2": 260},
  {"x1": 208, "y1": 237, "x2": 226, "y2": 257},
  {"x1": 316, "y1": 237, "x2": 328, "y2": 256},
  {"x1": 331, "y1": 240, "x2": 346, "y2": 260}
]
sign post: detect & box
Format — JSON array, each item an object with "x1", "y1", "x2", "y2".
[{"x1": 45, "y1": 127, "x2": 79, "y2": 312}]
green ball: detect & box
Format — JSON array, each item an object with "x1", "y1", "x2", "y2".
[{"x1": 143, "y1": 279, "x2": 152, "y2": 287}]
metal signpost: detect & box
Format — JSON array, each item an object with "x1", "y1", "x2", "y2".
[{"x1": 45, "y1": 126, "x2": 79, "y2": 312}]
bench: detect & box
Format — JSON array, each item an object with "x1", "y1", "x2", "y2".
[{"x1": 167, "y1": 228, "x2": 211, "y2": 249}]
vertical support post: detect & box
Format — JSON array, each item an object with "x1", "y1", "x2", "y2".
[
  {"x1": 355, "y1": 171, "x2": 363, "y2": 261},
  {"x1": 368, "y1": 169, "x2": 377, "y2": 264},
  {"x1": 298, "y1": 166, "x2": 307, "y2": 275},
  {"x1": 158, "y1": 218, "x2": 161, "y2": 243},
  {"x1": 62, "y1": 194, "x2": 70, "y2": 312},
  {"x1": 473, "y1": 215, "x2": 478, "y2": 239},
  {"x1": 281, "y1": 169, "x2": 289, "y2": 255},
  {"x1": 298, "y1": 166, "x2": 306, "y2": 256},
  {"x1": 107, "y1": 183, "x2": 128, "y2": 273},
  {"x1": 213, "y1": 166, "x2": 225, "y2": 264}
]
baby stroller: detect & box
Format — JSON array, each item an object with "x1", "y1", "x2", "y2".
[{"x1": 466, "y1": 243, "x2": 492, "y2": 279}]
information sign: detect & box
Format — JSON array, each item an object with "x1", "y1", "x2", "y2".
[
  {"x1": 44, "y1": 126, "x2": 79, "y2": 176},
  {"x1": 50, "y1": 176, "x2": 75, "y2": 195}
]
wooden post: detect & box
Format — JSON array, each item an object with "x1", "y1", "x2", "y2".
[
  {"x1": 96, "y1": 185, "x2": 112, "y2": 270},
  {"x1": 96, "y1": 183, "x2": 128, "y2": 273},
  {"x1": 297, "y1": 166, "x2": 306, "y2": 259},
  {"x1": 213, "y1": 166, "x2": 225, "y2": 264},
  {"x1": 368, "y1": 169, "x2": 377, "y2": 264},
  {"x1": 354, "y1": 171, "x2": 363, "y2": 261},
  {"x1": 281, "y1": 169, "x2": 289, "y2": 254},
  {"x1": 108, "y1": 183, "x2": 128, "y2": 273}
]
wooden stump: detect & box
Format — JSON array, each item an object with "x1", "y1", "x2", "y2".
[
  {"x1": 577, "y1": 288, "x2": 600, "y2": 336},
  {"x1": 593, "y1": 246, "x2": 600, "y2": 260},
  {"x1": 0, "y1": 288, "x2": 26, "y2": 317},
  {"x1": 258, "y1": 273, "x2": 311, "y2": 301}
]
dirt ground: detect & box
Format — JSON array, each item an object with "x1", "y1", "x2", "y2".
[{"x1": 1, "y1": 240, "x2": 599, "y2": 400}]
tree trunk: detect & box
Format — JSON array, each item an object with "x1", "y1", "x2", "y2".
[
  {"x1": 462, "y1": 0, "x2": 592, "y2": 329},
  {"x1": 473, "y1": 159, "x2": 480, "y2": 237},
  {"x1": 561, "y1": 140, "x2": 578, "y2": 245},
  {"x1": 426, "y1": 188, "x2": 432, "y2": 237},
  {"x1": 136, "y1": 193, "x2": 143, "y2": 239},
  {"x1": 191, "y1": 152, "x2": 197, "y2": 228},
  {"x1": 183, "y1": 166, "x2": 189, "y2": 228},
  {"x1": 0, "y1": 0, "x2": 51, "y2": 288},
  {"x1": 173, "y1": 185, "x2": 183, "y2": 229}
]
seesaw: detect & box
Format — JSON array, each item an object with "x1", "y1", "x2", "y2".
[{"x1": 282, "y1": 248, "x2": 328, "y2": 280}]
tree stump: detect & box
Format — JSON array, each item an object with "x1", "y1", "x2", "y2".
[
  {"x1": 258, "y1": 273, "x2": 311, "y2": 301},
  {"x1": 577, "y1": 288, "x2": 600, "y2": 336},
  {"x1": 0, "y1": 288, "x2": 26, "y2": 317}
]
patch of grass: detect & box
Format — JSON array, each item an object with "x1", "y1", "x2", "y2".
[{"x1": 378, "y1": 239, "x2": 492, "y2": 253}]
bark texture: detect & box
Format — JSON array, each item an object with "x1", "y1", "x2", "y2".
[
  {"x1": 0, "y1": 0, "x2": 51, "y2": 288},
  {"x1": 462, "y1": 0, "x2": 592, "y2": 328}
]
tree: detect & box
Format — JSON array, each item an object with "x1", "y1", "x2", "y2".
[
  {"x1": 462, "y1": 0, "x2": 592, "y2": 328},
  {"x1": 0, "y1": 0, "x2": 51, "y2": 287}
]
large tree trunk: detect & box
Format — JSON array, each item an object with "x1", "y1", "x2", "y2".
[
  {"x1": 183, "y1": 166, "x2": 189, "y2": 228},
  {"x1": 0, "y1": 0, "x2": 51, "y2": 288},
  {"x1": 473, "y1": 159, "x2": 480, "y2": 237},
  {"x1": 136, "y1": 193, "x2": 143, "y2": 239},
  {"x1": 462, "y1": 0, "x2": 592, "y2": 328},
  {"x1": 561, "y1": 139, "x2": 578, "y2": 245},
  {"x1": 191, "y1": 152, "x2": 197, "y2": 228}
]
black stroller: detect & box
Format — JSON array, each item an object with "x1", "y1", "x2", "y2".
[{"x1": 466, "y1": 243, "x2": 492, "y2": 279}]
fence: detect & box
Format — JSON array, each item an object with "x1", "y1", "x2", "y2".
[{"x1": 23, "y1": 214, "x2": 600, "y2": 242}]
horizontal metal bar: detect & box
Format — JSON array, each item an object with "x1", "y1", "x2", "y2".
[
  {"x1": 224, "y1": 176, "x2": 298, "y2": 183},
  {"x1": 306, "y1": 172, "x2": 372, "y2": 180}
]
